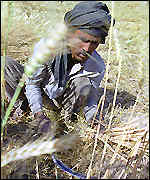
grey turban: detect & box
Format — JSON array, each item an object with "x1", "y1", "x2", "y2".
[{"x1": 64, "y1": 1, "x2": 115, "y2": 44}]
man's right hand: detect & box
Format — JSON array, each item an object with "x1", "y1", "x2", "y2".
[{"x1": 33, "y1": 111, "x2": 52, "y2": 134}]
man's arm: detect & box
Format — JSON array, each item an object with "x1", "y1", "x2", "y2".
[
  {"x1": 25, "y1": 38, "x2": 51, "y2": 114},
  {"x1": 84, "y1": 50, "x2": 106, "y2": 89},
  {"x1": 25, "y1": 65, "x2": 47, "y2": 114},
  {"x1": 83, "y1": 51, "x2": 106, "y2": 123},
  {"x1": 25, "y1": 38, "x2": 54, "y2": 134},
  {"x1": 25, "y1": 62, "x2": 53, "y2": 134}
]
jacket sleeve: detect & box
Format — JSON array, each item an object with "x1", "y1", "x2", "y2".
[
  {"x1": 85, "y1": 50, "x2": 106, "y2": 89},
  {"x1": 82, "y1": 51, "x2": 106, "y2": 122},
  {"x1": 25, "y1": 38, "x2": 49, "y2": 114},
  {"x1": 25, "y1": 65, "x2": 48, "y2": 114}
]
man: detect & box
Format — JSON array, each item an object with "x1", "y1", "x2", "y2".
[{"x1": 3, "y1": 1, "x2": 115, "y2": 134}]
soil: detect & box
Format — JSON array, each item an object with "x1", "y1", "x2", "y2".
[{"x1": 1, "y1": 88, "x2": 138, "y2": 179}]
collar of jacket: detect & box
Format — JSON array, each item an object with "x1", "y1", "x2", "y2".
[{"x1": 46, "y1": 53, "x2": 68, "y2": 88}]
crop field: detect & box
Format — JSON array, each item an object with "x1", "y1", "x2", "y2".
[{"x1": 1, "y1": 1, "x2": 149, "y2": 179}]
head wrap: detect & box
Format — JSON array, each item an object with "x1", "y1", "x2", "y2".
[{"x1": 64, "y1": 1, "x2": 115, "y2": 44}]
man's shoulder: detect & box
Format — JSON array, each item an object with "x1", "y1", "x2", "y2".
[
  {"x1": 88, "y1": 50, "x2": 105, "y2": 65},
  {"x1": 84, "y1": 50, "x2": 105, "y2": 72},
  {"x1": 92, "y1": 50, "x2": 103, "y2": 60}
]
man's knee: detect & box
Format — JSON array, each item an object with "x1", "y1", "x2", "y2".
[
  {"x1": 3, "y1": 57, "x2": 24, "y2": 85},
  {"x1": 2, "y1": 56, "x2": 25, "y2": 100}
]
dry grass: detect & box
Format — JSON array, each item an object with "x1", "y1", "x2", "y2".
[{"x1": 1, "y1": 1, "x2": 149, "y2": 179}]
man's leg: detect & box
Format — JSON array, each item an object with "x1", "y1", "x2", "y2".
[
  {"x1": 1, "y1": 56, "x2": 29, "y2": 114},
  {"x1": 57, "y1": 77, "x2": 105, "y2": 129},
  {"x1": 57, "y1": 77, "x2": 92, "y2": 120}
]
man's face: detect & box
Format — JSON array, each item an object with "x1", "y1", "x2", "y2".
[{"x1": 67, "y1": 30, "x2": 101, "y2": 62}]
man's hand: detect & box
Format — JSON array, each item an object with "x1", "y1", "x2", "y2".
[{"x1": 33, "y1": 111, "x2": 51, "y2": 134}]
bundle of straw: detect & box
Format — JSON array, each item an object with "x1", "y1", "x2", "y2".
[{"x1": 98, "y1": 113, "x2": 149, "y2": 158}]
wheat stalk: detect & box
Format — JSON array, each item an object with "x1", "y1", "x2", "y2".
[
  {"x1": 96, "y1": 2, "x2": 116, "y2": 179},
  {"x1": 86, "y1": 2, "x2": 115, "y2": 179},
  {"x1": 101, "y1": 27, "x2": 124, "y2": 174},
  {"x1": 101, "y1": 23, "x2": 149, "y2": 177},
  {"x1": 1, "y1": 2, "x2": 14, "y2": 130},
  {"x1": 1, "y1": 134, "x2": 80, "y2": 167}
]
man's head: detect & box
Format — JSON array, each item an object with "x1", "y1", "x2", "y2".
[
  {"x1": 64, "y1": 1, "x2": 115, "y2": 62},
  {"x1": 66, "y1": 29, "x2": 101, "y2": 62}
]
